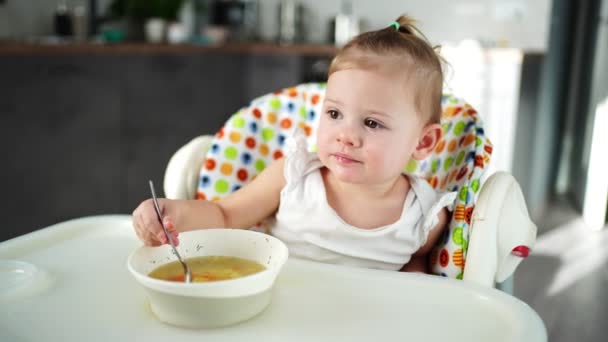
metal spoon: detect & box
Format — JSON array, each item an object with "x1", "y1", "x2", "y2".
[{"x1": 149, "y1": 180, "x2": 191, "y2": 283}]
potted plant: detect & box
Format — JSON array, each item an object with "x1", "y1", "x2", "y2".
[{"x1": 107, "y1": 0, "x2": 184, "y2": 41}]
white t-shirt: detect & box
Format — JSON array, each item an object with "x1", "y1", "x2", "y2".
[{"x1": 272, "y1": 133, "x2": 457, "y2": 271}]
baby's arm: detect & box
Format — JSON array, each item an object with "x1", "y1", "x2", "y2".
[
  {"x1": 132, "y1": 157, "x2": 286, "y2": 246},
  {"x1": 400, "y1": 207, "x2": 449, "y2": 273}
]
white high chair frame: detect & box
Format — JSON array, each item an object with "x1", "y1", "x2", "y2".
[{"x1": 163, "y1": 134, "x2": 537, "y2": 292}]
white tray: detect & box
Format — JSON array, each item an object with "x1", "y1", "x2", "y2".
[{"x1": 0, "y1": 215, "x2": 546, "y2": 341}]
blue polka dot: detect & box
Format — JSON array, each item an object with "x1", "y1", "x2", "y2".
[
  {"x1": 249, "y1": 122, "x2": 258, "y2": 133},
  {"x1": 442, "y1": 229, "x2": 450, "y2": 243},
  {"x1": 211, "y1": 144, "x2": 220, "y2": 154},
  {"x1": 199, "y1": 176, "x2": 211, "y2": 188},
  {"x1": 465, "y1": 121, "x2": 475, "y2": 132},
  {"x1": 241, "y1": 152, "x2": 252, "y2": 165},
  {"x1": 308, "y1": 110, "x2": 316, "y2": 121},
  {"x1": 420, "y1": 160, "x2": 428, "y2": 171},
  {"x1": 278, "y1": 134, "x2": 286, "y2": 146},
  {"x1": 466, "y1": 151, "x2": 475, "y2": 162},
  {"x1": 287, "y1": 102, "x2": 295, "y2": 112},
  {"x1": 232, "y1": 185, "x2": 242, "y2": 192}
]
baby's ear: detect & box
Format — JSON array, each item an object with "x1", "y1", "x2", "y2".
[{"x1": 412, "y1": 123, "x2": 442, "y2": 160}]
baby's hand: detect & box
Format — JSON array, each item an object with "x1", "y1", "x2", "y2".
[{"x1": 132, "y1": 198, "x2": 179, "y2": 246}]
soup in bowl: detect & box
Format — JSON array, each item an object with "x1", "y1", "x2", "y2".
[{"x1": 127, "y1": 228, "x2": 288, "y2": 328}]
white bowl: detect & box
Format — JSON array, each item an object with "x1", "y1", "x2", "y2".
[{"x1": 127, "y1": 228, "x2": 288, "y2": 328}]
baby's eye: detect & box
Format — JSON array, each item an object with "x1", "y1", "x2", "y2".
[
  {"x1": 364, "y1": 118, "x2": 384, "y2": 129},
  {"x1": 327, "y1": 109, "x2": 342, "y2": 120}
]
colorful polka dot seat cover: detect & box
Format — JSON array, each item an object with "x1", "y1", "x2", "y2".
[{"x1": 196, "y1": 83, "x2": 493, "y2": 279}]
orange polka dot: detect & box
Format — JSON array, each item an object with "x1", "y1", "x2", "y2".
[
  {"x1": 220, "y1": 163, "x2": 233, "y2": 176},
  {"x1": 253, "y1": 108, "x2": 262, "y2": 119},
  {"x1": 229, "y1": 131, "x2": 242, "y2": 143},
  {"x1": 211, "y1": 196, "x2": 221, "y2": 202},
  {"x1": 237, "y1": 169, "x2": 248, "y2": 182},
  {"x1": 259, "y1": 144, "x2": 269, "y2": 156},
  {"x1": 273, "y1": 150, "x2": 283, "y2": 160},
  {"x1": 440, "y1": 175, "x2": 448, "y2": 189},
  {"x1": 280, "y1": 118, "x2": 292, "y2": 129},
  {"x1": 205, "y1": 158, "x2": 216, "y2": 171},
  {"x1": 298, "y1": 122, "x2": 307, "y2": 129},
  {"x1": 463, "y1": 134, "x2": 476, "y2": 146},
  {"x1": 288, "y1": 88, "x2": 298, "y2": 97},
  {"x1": 245, "y1": 137, "x2": 256, "y2": 149},
  {"x1": 217, "y1": 127, "x2": 225, "y2": 139},
  {"x1": 304, "y1": 125, "x2": 312, "y2": 136},
  {"x1": 448, "y1": 139, "x2": 458, "y2": 152},
  {"x1": 429, "y1": 176, "x2": 438, "y2": 189},
  {"x1": 453, "y1": 249, "x2": 464, "y2": 267},
  {"x1": 267, "y1": 112, "x2": 277, "y2": 124},
  {"x1": 195, "y1": 192, "x2": 206, "y2": 200},
  {"x1": 311, "y1": 94, "x2": 320, "y2": 105},
  {"x1": 435, "y1": 139, "x2": 446, "y2": 153},
  {"x1": 449, "y1": 169, "x2": 458, "y2": 182}
]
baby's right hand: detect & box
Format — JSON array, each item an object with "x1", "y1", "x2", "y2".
[{"x1": 132, "y1": 198, "x2": 179, "y2": 246}]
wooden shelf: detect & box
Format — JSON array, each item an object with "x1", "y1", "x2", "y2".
[{"x1": 0, "y1": 42, "x2": 338, "y2": 56}]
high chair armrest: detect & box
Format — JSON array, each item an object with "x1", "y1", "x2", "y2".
[
  {"x1": 463, "y1": 172, "x2": 537, "y2": 288},
  {"x1": 163, "y1": 135, "x2": 214, "y2": 200}
]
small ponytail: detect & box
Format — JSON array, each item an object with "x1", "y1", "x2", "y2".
[{"x1": 390, "y1": 15, "x2": 430, "y2": 45}]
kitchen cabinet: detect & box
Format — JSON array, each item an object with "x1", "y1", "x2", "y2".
[{"x1": 0, "y1": 44, "x2": 334, "y2": 241}]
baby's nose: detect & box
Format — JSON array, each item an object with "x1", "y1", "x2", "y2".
[{"x1": 337, "y1": 128, "x2": 361, "y2": 147}]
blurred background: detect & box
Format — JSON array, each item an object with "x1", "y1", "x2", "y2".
[{"x1": 0, "y1": 1, "x2": 606, "y2": 341}]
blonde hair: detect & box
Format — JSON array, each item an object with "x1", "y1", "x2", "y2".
[{"x1": 328, "y1": 15, "x2": 444, "y2": 124}]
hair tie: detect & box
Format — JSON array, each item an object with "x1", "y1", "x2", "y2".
[{"x1": 390, "y1": 21, "x2": 400, "y2": 31}]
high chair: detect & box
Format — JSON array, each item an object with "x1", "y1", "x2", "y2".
[{"x1": 163, "y1": 83, "x2": 537, "y2": 292}]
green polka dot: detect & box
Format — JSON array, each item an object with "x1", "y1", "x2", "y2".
[
  {"x1": 215, "y1": 179, "x2": 229, "y2": 194},
  {"x1": 405, "y1": 159, "x2": 418, "y2": 173},
  {"x1": 471, "y1": 179, "x2": 480, "y2": 193},
  {"x1": 224, "y1": 146, "x2": 238, "y2": 160},
  {"x1": 444, "y1": 157, "x2": 454, "y2": 171},
  {"x1": 459, "y1": 186, "x2": 468, "y2": 202},
  {"x1": 255, "y1": 159, "x2": 266, "y2": 172},
  {"x1": 452, "y1": 227, "x2": 464, "y2": 245},
  {"x1": 261, "y1": 128, "x2": 275, "y2": 142},
  {"x1": 299, "y1": 106, "x2": 306, "y2": 120},
  {"x1": 456, "y1": 272, "x2": 463, "y2": 280},
  {"x1": 431, "y1": 159, "x2": 440, "y2": 174},
  {"x1": 454, "y1": 121, "x2": 465, "y2": 135},
  {"x1": 232, "y1": 115, "x2": 245, "y2": 128},
  {"x1": 270, "y1": 98, "x2": 281, "y2": 110},
  {"x1": 442, "y1": 123, "x2": 451, "y2": 134},
  {"x1": 456, "y1": 151, "x2": 465, "y2": 165},
  {"x1": 476, "y1": 137, "x2": 483, "y2": 147}
]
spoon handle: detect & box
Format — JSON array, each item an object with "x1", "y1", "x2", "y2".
[{"x1": 148, "y1": 180, "x2": 191, "y2": 282}]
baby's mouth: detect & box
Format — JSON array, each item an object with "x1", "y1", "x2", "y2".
[{"x1": 332, "y1": 153, "x2": 361, "y2": 164}]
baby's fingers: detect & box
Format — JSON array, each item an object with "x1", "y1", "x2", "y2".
[{"x1": 162, "y1": 217, "x2": 180, "y2": 246}]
